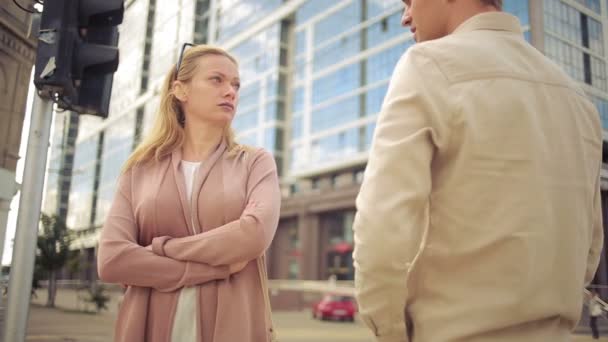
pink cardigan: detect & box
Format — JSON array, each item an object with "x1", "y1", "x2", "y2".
[{"x1": 97, "y1": 141, "x2": 280, "y2": 341}]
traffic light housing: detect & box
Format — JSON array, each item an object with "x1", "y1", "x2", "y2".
[{"x1": 34, "y1": 0, "x2": 124, "y2": 118}]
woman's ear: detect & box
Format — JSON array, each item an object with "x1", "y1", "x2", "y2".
[{"x1": 173, "y1": 81, "x2": 188, "y2": 102}]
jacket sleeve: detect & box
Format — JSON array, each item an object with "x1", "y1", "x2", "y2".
[
  {"x1": 586, "y1": 169, "x2": 604, "y2": 285},
  {"x1": 352, "y1": 47, "x2": 450, "y2": 342},
  {"x1": 97, "y1": 169, "x2": 230, "y2": 292},
  {"x1": 150, "y1": 149, "x2": 281, "y2": 266}
]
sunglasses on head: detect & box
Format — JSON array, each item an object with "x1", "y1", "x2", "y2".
[{"x1": 175, "y1": 42, "x2": 195, "y2": 79}]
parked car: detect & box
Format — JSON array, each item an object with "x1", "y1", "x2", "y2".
[{"x1": 312, "y1": 294, "x2": 357, "y2": 322}]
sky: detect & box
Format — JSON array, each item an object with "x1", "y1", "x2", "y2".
[{"x1": 2, "y1": 71, "x2": 47, "y2": 265}]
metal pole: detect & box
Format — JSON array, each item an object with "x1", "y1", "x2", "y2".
[{"x1": 3, "y1": 94, "x2": 53, "y2": 342}]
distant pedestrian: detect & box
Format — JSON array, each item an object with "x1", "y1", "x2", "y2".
[{"x1": 590, "y1": 290, "x2": 603, "y2": 339}]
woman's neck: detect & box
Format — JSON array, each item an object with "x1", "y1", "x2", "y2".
[{"x1": 182, "y1": 119, "x2": 224, "y2": 162}]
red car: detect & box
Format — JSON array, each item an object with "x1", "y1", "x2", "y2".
[{"x1": 312, "y1": 294, "x2": 357, "y2": 322}]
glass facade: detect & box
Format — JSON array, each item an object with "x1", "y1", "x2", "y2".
[
  {"x1": 218, "y1": 4, "x2": 288, "y2": 174},
  {"x1": 107, "y1": 0, "x2": 147, "y2": 118},
  {"x1": 290, "y1": 0, "x2": 408, "y2": 172},
  {"x1": 66, "y1": 132, "x2": 98, "y2": 230},
  {"x1": 94, "y1": 114, "x2": 136, "y2": 226},
  {"x1": 217, "y1": 0, "x2": 283, "y2": 41},
  {"x1": 43, "y1": 112, "x2": 68, "y2": 216},
  {"x1": 544, "y1": 0, "x2": 608, "y2": 128},
  {"x1": 42, "y1": 0, "x2": 608, "y2": 240},
  {"x1": 287, "y1": 0, "x2": 534, "y2": 173}
]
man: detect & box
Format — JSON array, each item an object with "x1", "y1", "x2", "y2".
[{"x1": 352, "y1": 0, "x2": 604, "y2": 341}]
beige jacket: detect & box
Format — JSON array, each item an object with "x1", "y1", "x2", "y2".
[
  {"x1": 97, "y1": 141, "x2": 280, "y2": 341},
  {"x1": 353, "y1": 12, "x2": 604, "y2": 342}
]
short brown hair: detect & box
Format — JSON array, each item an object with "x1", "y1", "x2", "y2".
[{"x1": 480, "y1": 0, "x2": 502, "y2": 9}]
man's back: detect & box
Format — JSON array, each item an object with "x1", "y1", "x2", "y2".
[{"x1": 405, "y1": 13, "x2": 603, "y2": 341}]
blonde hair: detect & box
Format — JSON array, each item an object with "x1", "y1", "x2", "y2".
[{"x1": 123, "y1": 45, "x2": 246, "y2": 172}]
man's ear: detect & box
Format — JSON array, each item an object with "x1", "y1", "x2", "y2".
[{"x1": 173, "y1": 81, "x2": 188, "y2": 102}]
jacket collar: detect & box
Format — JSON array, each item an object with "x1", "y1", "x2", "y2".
[
  {"x1": 170, "y1": 137, "x2": 228, "y2": 171},
  {"x1": 452, "y1": 12, "x2": 523, "y2": 36},
  {"x1": 170, "y1": 138, "x2": 228, "y2": 235}
]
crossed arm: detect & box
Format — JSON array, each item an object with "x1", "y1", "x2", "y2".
[{"x1": 97, "y1": 150, "x2": 281, "y2": 292}]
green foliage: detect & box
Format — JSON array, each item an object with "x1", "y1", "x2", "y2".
[
  {"x1": 86, "y1": 285, "x2": 110, "y2": 313},
  {"x1": 36, "y1": 213, "x2": 72, "y2": 273},
  {"x1": 36, "y1": 213, "x2": 73, "y2": 307}
]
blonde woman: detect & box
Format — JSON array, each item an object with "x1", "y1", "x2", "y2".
[{"x1": 97, "y1": 44, "x2": 280, "y2": 342}]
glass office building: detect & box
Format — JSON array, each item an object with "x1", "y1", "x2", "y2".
[
  {"x1": 43, "y1": 0, "x2": 608, "y2": 286},
  {"x1": 540, "y1": 0, "x2": 608, "y2": 291},
  {"x1": 544, "y1": 0, "x2": 608, "y2": 127}
]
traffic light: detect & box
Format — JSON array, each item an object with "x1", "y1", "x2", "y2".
[{"x1": 34, "y1": 0, "x2": 124, "y2": 118}]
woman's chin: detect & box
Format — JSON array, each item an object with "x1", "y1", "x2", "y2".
[
  {"x1": 219, "y1": 112, "x2": 235, "y2": 124},
  {"x1": 204, "y1": 113, "x2": 234, "y2": 127}
]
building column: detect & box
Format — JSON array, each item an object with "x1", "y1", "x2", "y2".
[
  {"x1": 0, "y1": 8, "x2": 37, "y2": 268},
  {"x1": 0, "y1": 200, "x2": 11, "y2": 264},
  {"x1": 207, "y1": 0, "x2": 218, "y2": 43},
  {"x1": 88, "y1": 247, "x2": 98, "y2": 286},
  {"x1": 0, "y1": 169, "x2": 17, "y2": 264},
  {"x1": 529, "y1": 0, "x2": 545, "y2": 52},
  {"x1": 298, "y1": 212, "x2": 319, "y2": 280},
  {"x1": 267, "y1": 223, "x2": 287, "y2": 279},
  {"x1": 600, "y1": 0, "x2": 608, "y2": 62}
]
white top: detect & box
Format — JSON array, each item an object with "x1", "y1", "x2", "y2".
[
  {"x1": 171, "y1": 160, "x2": 201, "y2": 342},
  {"x1": 181, "y1": 160, "x2": 200, "y2": 203},
  {"x1": 590, "y1": 297, "x2": 603, "y2": 317}
]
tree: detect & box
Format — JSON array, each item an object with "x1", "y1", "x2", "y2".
[
  {"x1": 66, "y1": 249, "x2": 82, "y2": 280},
  {"x1": 36, "y1": 213, "x2": 72, "y2": 307}
]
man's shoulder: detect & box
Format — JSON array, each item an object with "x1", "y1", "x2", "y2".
[
  {"x1": 394, "y1": 43, "x2": 448, "y2": 82},
  {"x1": 407, "y1": 32, "x2": 575, "y2": 88},
  {"x1": 400, "y1": 35, "x2": 496, "y2": 83},
  {"x1": 406, "y1": 34, "x2": 477, "y2": 64}
]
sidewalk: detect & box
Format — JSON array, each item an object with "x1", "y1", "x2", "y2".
[
  {"x1": 28, "y1": 304, "x2": 114, "y2": 342},
  {"x1": 22, "y1": 288, "x2": 608, "y2": 342},
  {"x1": 27, "y1": 287, "x2": 120, "y2": 342}
]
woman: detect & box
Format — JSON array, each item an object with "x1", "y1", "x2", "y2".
[{"x1": 97, "y1": 44, "x2": 280, "y2": 342}]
